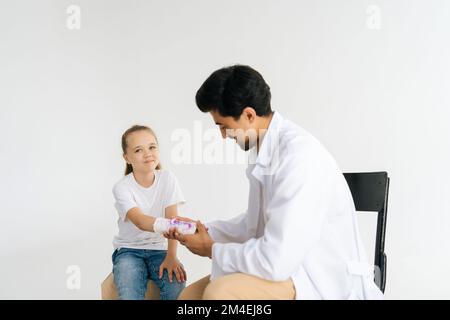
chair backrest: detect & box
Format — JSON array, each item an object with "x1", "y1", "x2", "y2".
[{"x1": 343, "y1": 172, "x2": 390, "y2": 293}]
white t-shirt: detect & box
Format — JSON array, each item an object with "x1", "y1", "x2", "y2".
[{"x1": 112, "y1": 170, "x2": 185, "y2": 250}]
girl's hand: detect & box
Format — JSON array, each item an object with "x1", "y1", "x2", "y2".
[{"x1": 159, "y1": 256, "x2": 186, "y2": 283}]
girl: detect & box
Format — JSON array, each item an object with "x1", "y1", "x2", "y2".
[{"x1": 111, "y1": 125, "x2": 186, "y2": 300}]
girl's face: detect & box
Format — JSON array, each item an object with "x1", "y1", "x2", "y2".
[{"x1": 124, "y1": 130, "x2": 160, "y2": 173}]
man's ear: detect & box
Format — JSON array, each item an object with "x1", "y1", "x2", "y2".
[{"x1": 242, "y1": 107, "x2": 257, "y2": 124}]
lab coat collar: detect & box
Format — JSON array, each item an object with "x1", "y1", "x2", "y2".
[{"x1": 250, "y1": 111, "x2": 283, "y2": 179}]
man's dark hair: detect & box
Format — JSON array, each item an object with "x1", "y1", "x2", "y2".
[{"x1": 195, "y1": 65, "x2": 272, "y2": 119}]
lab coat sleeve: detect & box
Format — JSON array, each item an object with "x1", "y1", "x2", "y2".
[
  {"x1": 212, "y1": 151, "x2": 330, "y2": 281},
  {"x1": 205, "y1": 212, "x2": 253, "y2": 243}
]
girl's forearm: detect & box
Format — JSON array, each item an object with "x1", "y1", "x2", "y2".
[
  {"x1": 126, "y1": 207, "x2": 157, "y2": 232},
  {"x1": 167, "y1": 239, "x2": 178, "y2": 258},
  {"x1": 165, "y1": 204, "x2": 179, "y2": 258},
  {"x1": 141, "y1": 215, "x2": 157, "y2": 232}
]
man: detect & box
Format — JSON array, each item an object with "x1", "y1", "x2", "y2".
[{"x1": 166, "y1": 65, "x2": 383, "y2": 300}]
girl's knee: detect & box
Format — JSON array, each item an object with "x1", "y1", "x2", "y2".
[
  {"x1": 158, "y1": 273, "x2": 186, "y2": 300},
  {"x1": 161, "y1": 282, "x2": 185, "y2": 300}
]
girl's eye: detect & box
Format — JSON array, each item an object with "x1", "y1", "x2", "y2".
[
  {"x1": 135, "y1": 149, "x2": 142, "y2": 153},
  {"x1": 150, "y1": 146, "x2": 156, "y2": 150}
]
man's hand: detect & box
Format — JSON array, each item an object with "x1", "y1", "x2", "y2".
[
  {"x1": 166, "y1": 221, "x2": 214, "y2": 258},
  {"x1": 163, "y1": 216, "x2": 208, "y2": 239}
]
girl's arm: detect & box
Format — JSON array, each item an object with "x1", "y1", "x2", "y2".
[
  {"x1": 165, "y1": 204, "x2": 179, "y2": 258},
  {"x1": 125, "y1": 205, "x2": 188, "y2": 234},
  {"x1": 159, "y1": 204, "x2": 187, "y2": 282},
  {"x1": 126, "y1": 207, "x2": 157, "y2": 232}
]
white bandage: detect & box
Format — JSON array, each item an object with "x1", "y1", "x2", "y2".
[
  {"x1": 153, "y1": 218, "x2": 170, "y2": 234},
  {"x1": 153, "y1": 217, "x2": 196, "y2": 235}
]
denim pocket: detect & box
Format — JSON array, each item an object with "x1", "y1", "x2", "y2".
[{"x1": 111, "y1": 249, "x2": 119, "y2": 263}]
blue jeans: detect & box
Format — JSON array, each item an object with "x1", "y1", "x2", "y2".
[{"x1": 112, "y1": 248, "x2": 185, "y2": 300}]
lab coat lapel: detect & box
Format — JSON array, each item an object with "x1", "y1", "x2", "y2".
[
  {"x1": 246, "y1": 164, "x2": 261, "y2": 236},
  {"x1": 247, "y1": 112, "x2": 284, "y2": 236},
  {"x1": 251, "y1": 112, "x2": 283, "y2": 183}
]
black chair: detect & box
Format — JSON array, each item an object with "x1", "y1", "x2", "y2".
[{"x1": 343, "y1": 172, "x2": 390, "y2": 293}]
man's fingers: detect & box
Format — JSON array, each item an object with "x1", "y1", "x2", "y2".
[
  {"x1": 166, "y1": 228, "x2": 177, "y2": 239},
  {"x1": 159, "y1": 265, "x2": 164, "y2": 279},
  {"x1": 168, "y1": 268, "x2": 173, "y2": 282},
  {"x1": 196, "y1": 221, "x2": 207, "y2": 233},
  {"x1": 175, "y1": 232, "x2": 186, "y2": 244},
  {"x1": 179, "y1": 234, "x2": 196, "y2": 246}
]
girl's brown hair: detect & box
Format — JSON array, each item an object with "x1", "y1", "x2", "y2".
[{"x1": 121, "y1": 125, "x2": 161, "y2": 175}]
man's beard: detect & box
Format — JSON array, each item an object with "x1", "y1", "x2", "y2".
[
  {"x1": 237, "y1": 136, "x2": 256, "y2": 151},
  {"x1": 234, "y1": 128, "x2": 261, "y2": 151}
]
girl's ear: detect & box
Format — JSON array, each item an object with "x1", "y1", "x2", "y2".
[{"x1": 123, "y1": 153, "x2": 130, "y2": 164}]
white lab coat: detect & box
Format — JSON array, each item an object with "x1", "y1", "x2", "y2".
[{"x1": 206, "y1": 111, "x2": 383, "y2": 300}]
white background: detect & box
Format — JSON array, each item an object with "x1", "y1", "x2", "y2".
[{"x1": 0, "y1": 0, "x2": 449, "y2": 299}]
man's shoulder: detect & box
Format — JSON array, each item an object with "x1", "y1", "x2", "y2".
[
  {"x1": 277, "y1": 116, "x2": 338, "y2": 171},
  {"x1": 278, "y1": 117, "x2": 316, "y2": 152}
]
